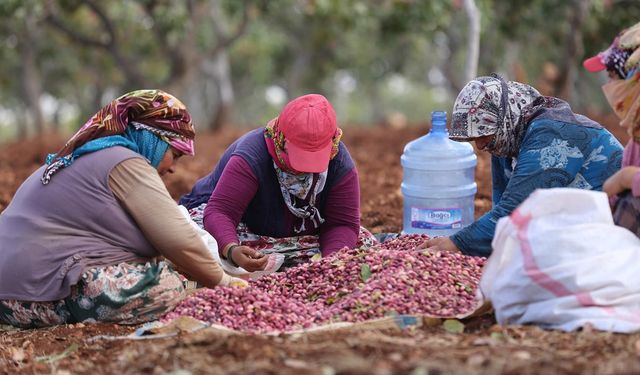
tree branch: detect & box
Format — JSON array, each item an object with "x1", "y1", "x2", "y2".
[
  {"x1": 84, "y1": 0, "x2": 118, "y2": 44},
  {"x1": 46, "y1": 0, "x2": 146, "y2": 88},
  {"x1": 208, "y1": 0, "x2": 251, "y2": 57},
  {"x1": 44, "y1": 0, "x2": 108, "y2": 49},
  {"x1": 140, "y1": 1, "x2": 185, "y2": 87},
  {"x1": 83, "y1": 0, "x2": 145, "y2": 87},
  {"x1": 158, "y1": 1, "x2": 207, "y2": 87}
]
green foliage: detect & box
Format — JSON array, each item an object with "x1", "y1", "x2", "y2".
[
  {"x1": 583, "y1": 0, "x2": 640, "y2": 56},
  {"x1": 0, "y1": 0, "x2": 635, "y2": 140},
  {"x1": 360, "y1": 263, "x2": 372, "y2": 282}
]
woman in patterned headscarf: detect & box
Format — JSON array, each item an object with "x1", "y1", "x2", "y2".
[
  {"x1": 179, "y1": 94, "x2": 377, "y2": 271},
  {"x1": 584, "y1": 21, "x2": 640, "y2": 237},
  {"x1": 0, "y1": 90, "x2": 245, "y2": 328},
  {"x1": 421, "y1": 75, "x2": 623, "y2": 257}
]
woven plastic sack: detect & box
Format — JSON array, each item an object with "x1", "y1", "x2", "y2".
[{"x1": 481, "y1": 188, "x2": 640, "y2": 332}]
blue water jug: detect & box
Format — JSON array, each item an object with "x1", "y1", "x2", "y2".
[{"x1": 401, "y1": 111, "x2": 477, "y2": 236}]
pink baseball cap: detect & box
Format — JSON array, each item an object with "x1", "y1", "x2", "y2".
[
  {"x1": 583, "y1": 53, "x2": 607, "y2": 72},
  {"x1": 584, "y1": 28, "x2": 638, "y2": 79},
  {"x1": 278, "y1": 94, "x2": 337, "y2": 173}
]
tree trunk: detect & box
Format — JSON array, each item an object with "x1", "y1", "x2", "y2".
[
  {"x1": 51, "y1": 104, "x2": 61, "y2": 132},
  {"x1": 555, "y1": 0, "x2": 589, "y2": 101},
  {"x1": 20, "y1": 12, "x2": 45, "y2": 135},
  {"x1": 16, "y1": 108, "x2": 28, "y2": 140},
  {"x1": 206, "y1": 50, "x2": 235, "y2": 130},
  {"x1": 440, "y1": 27, "x2": 465, "y2": 96},
  {"x1": 203, "y1": 0, "x2": 253, "y2": 130},
  {"x1": 462, "y1": 0, "x2": 481, "y2": 82},
  {"x1": 369, "y1": 84, "x2": 385, "y2": 125},
  {"x1": 286, "y1": 27, "x2": 313, "y2": 99}
]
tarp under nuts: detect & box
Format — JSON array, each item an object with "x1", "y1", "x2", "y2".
[{"x1": 88, "y1": 302, "x2": 491, "y2": 342}]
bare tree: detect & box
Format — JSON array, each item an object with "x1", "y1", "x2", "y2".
[
  {"x1": 18, "y1": 10, "x2": 45, "y2": 137},
  {"x1": 439, "y1": 0, "x2": 481, "y2": 97},
  {"x1": 555, "y1": 0, "x2": 590, "y2": 101},
  {"x1": 285, "y1": 28, "x2": 314, "y2": 99},
  {"x1": 463, "y1": 0, "x2": 481, "y2": 82},
  {"x1": 440, "y1": 27, "x2": 465, "y2": 95},
  {"x1": 203, "y1": 0, "x2": 250, "y2": 130}
]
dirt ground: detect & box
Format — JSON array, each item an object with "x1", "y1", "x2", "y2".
[{"x1": 1, "y1": 115, "x2": 637, "y2": 375}]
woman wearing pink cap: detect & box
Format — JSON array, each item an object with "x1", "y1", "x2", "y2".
[
  {"x1": 180, "y1": 94, "x2": 376, "y2": 270},
  {"x1": 0, "y1": 90, "x2": 245, "y2": 328},
  {"x1": 584, "y1": 21, "x2": 640, "y2": 237}
]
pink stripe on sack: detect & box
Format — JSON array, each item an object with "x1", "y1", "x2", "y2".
[
  {"x1": 510, "y1": 210, "x2": 596, "y2": 306},
  {"x1": 510, "y1": 209, "x2": 581, "y2": 299}
]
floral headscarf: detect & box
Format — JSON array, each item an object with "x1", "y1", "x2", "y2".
[
  {"x1": 263, "y1": 118, "x2": 342, "y2": 233},
  {"x1": 452, "y1": 75, "x2": 602, "y2": 158},
  {"x1": 450, "y1": 75, "x2": 544, "y2": 158},
  {"x1": 42, "y1": 90, "x2": 195, "y2": 184}
]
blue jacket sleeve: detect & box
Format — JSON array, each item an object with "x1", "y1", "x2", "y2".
[
  {"x1": 451, "y1": 125, "x2": 585, "y2": 256},
  {"x1": 491, "y1": 156, "x2": 510, "y2": 205}
]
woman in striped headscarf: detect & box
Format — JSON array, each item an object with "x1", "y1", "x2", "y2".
[
  {"x1": 421, "y1": 75, "x2": 623, "y2": 257},
  {"x1": 0, "y1": 90, "x2": 245, "y2": 328}
]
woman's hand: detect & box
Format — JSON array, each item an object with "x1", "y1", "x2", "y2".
[
  {"x1": 603, "y1": 166, "x2": 640, "y2": 197},
  {"x1": 603, "y1": 170, "x2": 625, "y2": 197},
  {"x1": 417, "y1": 236, "x2": 461, "y2": 253},
  {"x1": 228, "y1": 245, "x2": 268, "y2": 272}
]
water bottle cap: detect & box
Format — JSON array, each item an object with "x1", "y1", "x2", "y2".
[
  {"x1": 401, "y1": 109, "x2": 477, "y2": 170},
  {"x1": 430, "y1": 111, "x2": 448, "y2": 134}
]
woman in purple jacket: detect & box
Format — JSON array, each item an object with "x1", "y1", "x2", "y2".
[{"x1": 180, "y1": 94, "x2": 376, "y2": 270}]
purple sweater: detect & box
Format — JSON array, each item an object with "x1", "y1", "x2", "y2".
[{"x1": 180, "y1": 128, "x2": 360, "y2": 256}]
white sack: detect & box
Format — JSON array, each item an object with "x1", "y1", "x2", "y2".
[{"x1": 481, "y1": 188, "x2": 640, "y2": 332}]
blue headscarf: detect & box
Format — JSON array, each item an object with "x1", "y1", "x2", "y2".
[{"x1": 43, "y1": 123, "x2": 169, "y2": 183}]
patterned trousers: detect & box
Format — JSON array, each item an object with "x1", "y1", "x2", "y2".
[{"x1": 0, "y1": 261, "x2": 185, "y2": 328}]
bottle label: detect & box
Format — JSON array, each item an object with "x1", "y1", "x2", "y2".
[{"x1": 411, "y1": 207, "x2": 462, "y2": 229}]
